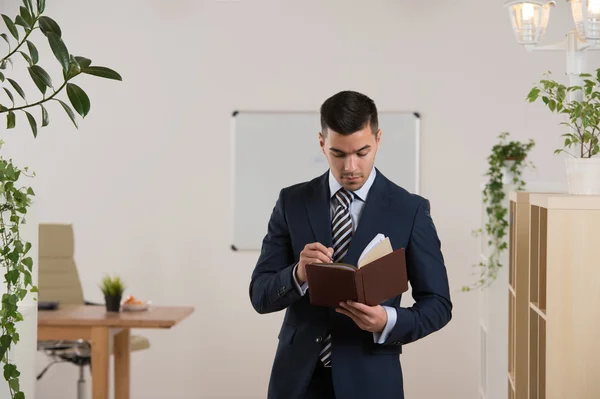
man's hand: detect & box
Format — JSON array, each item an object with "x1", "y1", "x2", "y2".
[
  {"x1": 336, "y1": 301, "x2": 388, "y2": 333},
  {"x1": 295, "y1": 242, "x2": 333, "y2": 283}
]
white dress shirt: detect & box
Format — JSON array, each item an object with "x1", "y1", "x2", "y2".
[{"x1": 292, "y1": 167, "x2": 397, "y2": 344}]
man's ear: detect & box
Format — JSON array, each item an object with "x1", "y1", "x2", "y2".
[
  {"x1": 376, "y1": 129, "x2": 382, "y2": 145},
  {"x1": 319, "y1": 132, "x2": 325, "y2": 153}
]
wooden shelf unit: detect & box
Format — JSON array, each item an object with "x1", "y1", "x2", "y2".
[{"x1": 508, "y1": 192, "x2": 600, "y2": 399}]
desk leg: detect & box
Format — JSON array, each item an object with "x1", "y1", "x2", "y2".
[
  {"x1": 91, "y1": 327, "x2": 109, "y2": 399},
  {"x1": 114, "y1": 328, "x2": 131, "y2": 399}
]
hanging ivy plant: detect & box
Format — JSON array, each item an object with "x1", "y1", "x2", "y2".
[
  {"x1": 0, "y1": 1, "x2": 121, "y2": 397},
  {"x1": 463, "y1": 132, "x2": 535, "y2": 292}
]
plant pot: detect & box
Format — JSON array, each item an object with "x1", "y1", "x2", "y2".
[
  {"x1": 565, "y1": 157, "x2": 600, "y2": 195},
  {"x1": 105, "y1": 295, "x2": 122, "y2": 312}
]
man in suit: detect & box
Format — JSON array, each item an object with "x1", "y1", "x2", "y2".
[{"x1": 249, "y1": 90, "x2": 452, "y2": 399}]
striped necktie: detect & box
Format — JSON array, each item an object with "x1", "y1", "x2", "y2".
[{"x1": 319, "y1": 188, "x2": 354, "y2": 367}]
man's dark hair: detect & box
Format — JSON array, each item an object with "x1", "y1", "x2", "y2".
[{"x1": 320, "y1": 90, "x2": 378, "y2": 137}]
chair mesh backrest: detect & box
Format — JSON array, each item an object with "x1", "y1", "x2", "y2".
[{"x1": 38, "y1": 224, "x2": 84, "y2": 305}]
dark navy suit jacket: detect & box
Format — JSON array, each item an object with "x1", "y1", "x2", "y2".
[{"x1": 249, "y1": 169, "x2": 452, "y2": 399}]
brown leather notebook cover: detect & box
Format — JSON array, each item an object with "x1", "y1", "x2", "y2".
[{"x1": 305, "y1": 248, "x2": 408, "y2": 307}]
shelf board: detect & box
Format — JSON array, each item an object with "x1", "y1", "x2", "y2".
[
  {"x1": 509, "y1": 191, "x2": 563, "y2": 203},
  {"x1": 530, "y1": 302, "x2": 547, "y2": 320},
  {"x1": 530, "y1": 193, "x2": 600, "y2": 210}
]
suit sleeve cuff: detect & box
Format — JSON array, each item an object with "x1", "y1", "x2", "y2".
[
  {"x1": 373, "y1": 306, "x2": 397, "y2": 344},
  {"x1": 292, "y1": 263, "x2": 308, "y2": 295}
]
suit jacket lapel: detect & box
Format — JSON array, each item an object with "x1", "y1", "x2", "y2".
[
  {"x1": 305, "y1": 171, "x2": 332, "y2": 248},
  {"x1": 343, "y1": 170, "x2": 392, "y2": 266}
]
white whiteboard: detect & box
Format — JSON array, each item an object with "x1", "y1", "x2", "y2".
[{"x1": 230, "y1": 111, "x2": 420, "y2": 251}]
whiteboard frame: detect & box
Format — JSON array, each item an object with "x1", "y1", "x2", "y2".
[{"x1": 229, "y1": 110, "x2": 421, "y2": 251}]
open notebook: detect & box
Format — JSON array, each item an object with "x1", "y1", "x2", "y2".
[{"x1": 305, "y1": 234, "x2": 408, "y2": 307}]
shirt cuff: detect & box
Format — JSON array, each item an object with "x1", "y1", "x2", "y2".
[
  {"x1": 373, "y1": 306, "x2": 397, "y2": 344},
  {"x1": 292, "y1": 263, "x2": 308, "y2": 295}
]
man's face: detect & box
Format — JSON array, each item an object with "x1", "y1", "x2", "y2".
[{"x1": 319, "y1": 125, "x2": 381, "y2": 191}]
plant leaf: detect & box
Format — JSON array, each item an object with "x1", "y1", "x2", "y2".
[
  {"x1": 7, "y1": 78, "x2": 26, "y2": 100},
  {"x1": 23, "y1": 0, "x2": 33, "y2": 14},
  {"x1": 4, "y1": 364, "x2": 17, "y2": 380},
  {"x1": 14, "y1": 15, "x2": 30, "y2": 30},
  {"x1": 23, "y1": 272, "x2": 31, "y2": 287},
  {"x1": 9, "y1": 377, "x2": 19, "y2": 392},
  {"x1": 0, "y1": 33, "x2": 9, "y2": 45},
  {"x1": 55, "y1": 99, "x2": 77, "y2": 127},
  {"x1": 26, "y1": 40, "x2": 38, "y2": 64},
  {"x1": 0, "y1": 71, "x2": 4, "y2": 82},
  {"x1": 37, "y1": 0, "x2": 45, "y2": 13},
  {"x1": 20, "y1": 6, "x2": 33, "y2": 26},
  {"x1": 3, "y1": 88, "x2": 14, "y2": 106},
  {"x1": 24, "y1": 110, "x2": 37, "y2": 137},
  {"x1": 29, "y1": 65, "x2": 52, "y2": 88},
  {"x1": 22, "y1": 257, "x2": 32, "y2": 268},
  {"x1": 47, "y1": 32, "x2": 70, "y2": 72},
  {"x1": 81, "y1": 66, "x2": 122, "y2": 81},
  {"x1": 7, "y1": 111, "x2": 15, "y2": 129},
  {"x1": 40, "y1": 104, "x2": 48, "y2": 126},
  {"x1": 66, "y1": 83, "x2": 90, "y2": 117},
  {"x1": 65, "y1": 55, "x2": 81, "y2": 79},
  {"x1": 19, "y1": 51, "x2": 32, "y2": 66},
  {"x1": 74, "y1": 56, "x2": 91, "y2": 68},
  {"x1": 527, "y1": 87, "x2": 540, "y2": 102},
  {"x1": 38, "y1": 16, "x2": 61, "y2": 37},
  {"x1": 1, "y1": 15, "x2": 19, "y2": 40},
  {"x1": 28, "y1": 67, "x2": 46, "y2": 94}
]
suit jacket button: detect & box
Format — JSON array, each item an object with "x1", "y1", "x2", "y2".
[{"x1": 316, "y1": 336, "x2": 322, "y2": 343}]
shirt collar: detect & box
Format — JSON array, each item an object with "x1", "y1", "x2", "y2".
[{"x1": 328, "y1": 167, "x2": 376, "y2": 202}]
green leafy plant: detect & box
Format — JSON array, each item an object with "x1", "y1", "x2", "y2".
[
  {"x1": 0, "y1": 1, "x2": 121, "y2": 397},
  {"x1": 527, "y1": 68, "x2": 600, "y2": 158},
  {"x1": 0, "y1": 140, "x2": 36, "y2": 399},
  {"x1": 100, "y1": 275, "x2": 125, "y2": 312},
  {"x1": 99, "y1": 274, "x2": 125, "y2": 297},
  {"x1": 463, "y1": 132, "x2": 535, "y2": 292}
]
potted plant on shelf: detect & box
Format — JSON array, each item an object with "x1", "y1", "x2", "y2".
[
  {"x1": 0, "y1": 0, "x2": 121, "y2": 397},
  {"x1": 100, "y1": 275, "x2": 125, "y2": 312},
  {"x1": 463, "y1": 132, "x2": 535, "y2": 292},
  {"x1": 527, "y1": 68, "x2": 600, "y2": 194}
]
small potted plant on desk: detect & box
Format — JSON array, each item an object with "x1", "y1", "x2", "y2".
[{"x1": 100, "y1": 275, "x2": 125, "y2": 312}]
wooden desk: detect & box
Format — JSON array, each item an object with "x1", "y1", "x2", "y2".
[{"x1": 38, "y1": 305, "x2": 194, "y2": 399}]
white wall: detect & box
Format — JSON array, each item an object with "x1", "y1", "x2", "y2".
[{"x1": 1, "y1": 0, "x2": 596, "y2": 398}]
